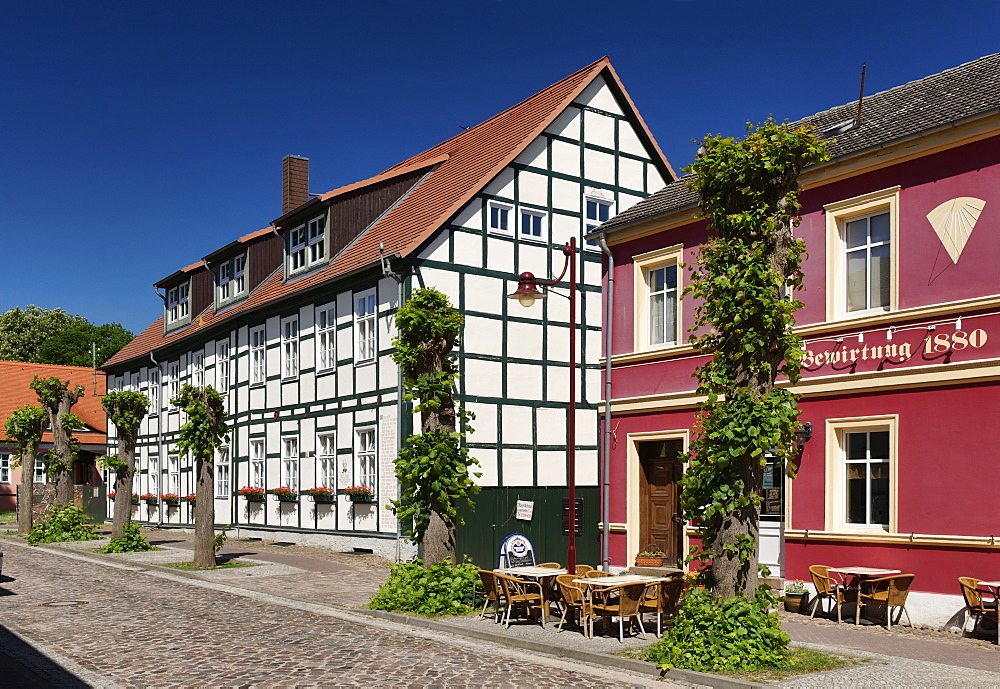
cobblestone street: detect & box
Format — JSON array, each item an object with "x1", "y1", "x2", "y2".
[{"x1": 0, "y1": 539, "x2": 662, "y2": 687}]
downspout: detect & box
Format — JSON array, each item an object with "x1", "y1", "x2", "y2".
[
  {"x1": 381, "y1": 243, "x2": 405, "y2": 563},
  {"x1": 596, "y1": 232, "x2": 614, "y2": 571}
]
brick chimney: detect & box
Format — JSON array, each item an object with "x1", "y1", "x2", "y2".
[{"x1": 282, "y1": 155, "x2": 309, "y2": 214}]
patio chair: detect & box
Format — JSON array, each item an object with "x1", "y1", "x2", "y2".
[
  {"x1": 585, "y1": 570, "x2": 613, "y2": 578},
  {"x1": 537, "y1": 562, "x2": 562, "y2": 568},
  {"x1": 574, "y1": 564, "x2": 594, "y2": 576},
  {"x1": 958, "y1": 577, "x2": 999, "y2": 633},
  {"x1": 808, "y1": 564, "x2": 856, "y2": 623},
  {"x1": 494, "y1": 572, "x2": 546, "y2": 628},
  {"x1": 555, "y1": 574, "x2": 589, "y2": 633},
  {"x1": 639, "y1": 576, "x2": 684, "y2": 636},
  {"x1": 857, "y1": 573, "x2": 915, "y2": 629},
  {"x1": 587, "y1": 582, "x2": 647, "y2": 642},
  {"x1": 477, "y1": 569, "x2": 505, "y2": 622}
]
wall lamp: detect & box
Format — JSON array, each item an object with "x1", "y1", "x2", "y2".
[{"x1": 794, "y1": 422, "x2": 813, "y2": 448}]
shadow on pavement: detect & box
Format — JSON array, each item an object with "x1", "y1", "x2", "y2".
[{"x1": 0, "y1": 625, "x2": 90, "y2": 687}]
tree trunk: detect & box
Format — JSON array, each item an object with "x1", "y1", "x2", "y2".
[
  {"x1": 17, "y1": 446, "x2": 36, "y2": 535},
  {"x1": 110, "y1": 446, "x2": 135, "y2": 539},
  {"x1": 423, "y1": 511, "x2": 456, "y2": 566},
  {"x1": 710, "y1": 458, "x2": 763, "y2": 599},
  {"x1": 192, "y1": 452, "x2": 215, "y2": 568}
]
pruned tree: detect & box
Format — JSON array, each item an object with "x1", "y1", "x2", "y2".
[
  {"x1": 682, "y1": 120, "x2": 829, "y2": 599},
  {"x1": 100, "y1": 390, "x2": 150, "y2": 539},
  {"x1": 30, "y1": 376, "x2": 86, "y2": 506},
  {"x1": 172, "y1": 384, "x2": 228, "y2": 568},
  {"x1": 3, "y1": 405, "x2": 50, "y2": 534},
  {"x1": 390, "y1": 288, "x2": 480, "y2": 566}
]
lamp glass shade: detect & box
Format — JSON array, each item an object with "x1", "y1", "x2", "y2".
[{"x1": 507, "y1": 272, "x2": 544, "y2": 308}]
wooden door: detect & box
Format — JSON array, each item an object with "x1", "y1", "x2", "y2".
[{"x1": 638, "y1": 440, "x2": 684, "y2": 566}]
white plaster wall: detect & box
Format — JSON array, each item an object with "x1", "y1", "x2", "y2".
[
  {"x1": 536, "y1": 407, "x2": 566, "y2": 446},
  {"x1": 417, "y1": 228, "x2": 450, "y2": 261},
  {"x1": 517, "y1": 242, "x2": 549, "y2": 278},
  {"x1": 420, "y1": 266, "x2": 460, "y2": 303},
  {"x1": 483, "y1": 168, "x2": 515, "y2": 199},
  {"x1": 466, "y1": 402, "x2": 496, "y2": 444},
  {"x1": 618, "y1": 125, "x2": 646, "y2": 158},
  {"x1": 472, "y1": 448, "x2": 498, "y2": 487},
  {"x1": 502, "y1": 449, "x2": 534, "y2": 486},
  {"x1": 506, "y1": 320, "x2": 543, "y2": 361},
  {"x1": 465, "y1": 315, "x2": 503, "y2": 355},
  {"x1": 514, "y1": 137, "x2": 547, "y2": 168},
  {"x1": 576, "y1": 449, "x2": 598, "y2": 485},
  {"x1": 518, "y1": 170, "x2": 549, "y2": 207},
  {"x1": 536, "y1": 450, "x2": 566, "y2": 486},
  {"x1": 620, "y1": 156, "x2": 645, "y2": 192},
  {"x1": 486, "y1": 237, "x2": 513, "y2": 274},
  {"x1": 501, "y1": 404, "x2": 533, "y2": 445},
  {"x1": 545, "y1": 108, "x2": 580, "y2": 139},
  {"x1": 506, "y1": 362, "x2": 543, "y2": 401},
  {"x1": 463, "y1": 358, "x2": 503, "y2": 398},
  {"x1": 584, "y1": 111, "x2": 616, "y2": 149},
  {"x1": 551, "y1": 138, "x2": 580, "y2": 178},
  {"x1": 453, "y1": 231, "x2": 483, "y2": 269},
  {"x1": 551, "y1": 178, "x2": 581, "y2": 214},
  {"x1": 463, "y1": 273, "x2": 502, "y2": 315}
]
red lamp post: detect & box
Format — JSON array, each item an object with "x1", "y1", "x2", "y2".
[{"x1": 507, "y1": 237, "x2": 578, "y2": 573}]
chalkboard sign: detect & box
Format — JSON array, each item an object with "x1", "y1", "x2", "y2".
[{"x1": 497, "y1": 533, "x2": 536, "y2": 568}]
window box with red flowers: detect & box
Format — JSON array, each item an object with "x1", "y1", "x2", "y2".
[
  {"x1": 108, "y1": 492, "x2": 141, "y2": 506},
  {"x1": 236, "y1": 486, "x2": 265, "y2": 502},
  {"x1": 140, "y1": 493, "x2": 159, "y2": 506},
  {"x1": 182, "y1": 493, "x2": 197, "y2": 507},
  {"x1": 303, "y1": 487, "x2": 337, "y2": 504},
  {"x1": 269, "y1": 486, "x2": 298, "y2": 503},
  {"x1": 343, "y1": 485, "x2": 375, "y2": 504},
  {"x1": 160, "y1": 493, "x2": 181, "y2": 507}
]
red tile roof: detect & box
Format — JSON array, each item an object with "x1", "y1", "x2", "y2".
[
  {"x1": 0, "y1": 360, "x2": 108, "y2": 446},
  {"x1": 105, "y1": 57, "x2": 672, "y2": 369}
]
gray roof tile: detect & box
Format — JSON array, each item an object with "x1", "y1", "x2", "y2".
[{"x1": 601, "y1": 53, "x2": 1000, "y2": 233}]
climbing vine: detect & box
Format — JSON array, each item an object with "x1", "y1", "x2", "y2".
[
  {"x1": 681, "y1": 119, "x2": 829, "y2": 599},
  {"x1": 101, "y1": 390, "x2": 150, "y2": 539},
  {"x1": 390, "y1": 287, "x2": 480, "y2": 565}
]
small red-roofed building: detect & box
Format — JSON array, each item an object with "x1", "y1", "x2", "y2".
[
  {"x1": 0, "y1": 360, "x2": 108, "y2": 514},
  {"x1": 593, "y1": 53, "x2": 1000, "y2": 627},
  {"x1": 101, "y1": 58, "x2": 675, "y2": 563}
]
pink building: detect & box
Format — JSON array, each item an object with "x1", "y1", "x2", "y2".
[{"x1": 594, "y1": 54, "x2": 1000, "y2": 627}]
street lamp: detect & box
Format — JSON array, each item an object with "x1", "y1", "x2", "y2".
[{"x1": 507, "y1": 237, "x2": 579, "y2": 572}]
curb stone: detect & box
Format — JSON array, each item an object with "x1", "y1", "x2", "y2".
[{"x1": 358, "y1": 608, "x2": 763, "y2": 689}]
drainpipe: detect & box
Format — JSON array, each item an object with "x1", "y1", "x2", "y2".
[
  {"x1": 596, "y1": 231, "x2": 614, "y2": 571},
  {"x1": 381, "y1": 243, "x2": 405, "y2": 563},
  {"x1": 149, "y1": 350, "x2": 165, "y2": 530}
]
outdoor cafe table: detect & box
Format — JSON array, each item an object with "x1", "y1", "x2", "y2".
[
  {"x1": 570, "y1": 575, "x2": 670, "y2": 638},
  {"x1": 978, "y1": 580, "x2": 1000, "y2": 643},
  {"x1": 827, "y1": 566, "x2": 901, "y2": 584},
  {"x1": 494, "y1": 566, "x2": 569, "y2": 619}
]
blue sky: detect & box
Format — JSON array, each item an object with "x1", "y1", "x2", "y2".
[{"x1": 3, "y1": 1, "x2": 998, "y2": 335}]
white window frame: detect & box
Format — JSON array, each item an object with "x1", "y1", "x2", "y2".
[
  {"x1": 355, "y1": 290, "x2": 377, "y2": 364},
  {"x1": 166, "y1": 282, "x2": 190, "y2": 323},
  {"x1": 219, "y1": 261, "x2": 232, "y2": 301},
  {"x1": 825, "y1": 186, "x2": 900, "y2": 321},
  {"x1": 216, "y1": 446, "x2": 230, "y2": 498},
  {"x1": 216, "y1": 340, "x2": 230, "y2": 393},
  {"x1": 167, "y1": 362, "x2": 179, "y2": 401},
  {"x1": 289, "y1": 225, "x2": 307, "y2": 272},
  {"x1": 633, "y1": 244, "x2": 683, "y2": 351},
  {"x1": 316, "y1": 304, "x2": 336, "y2": 372},
  {"x1": 824, "y1": 416, "x2": 898, "y2": 534},
  {"x1": 250, "y1": 326, "x2": 266, "y2": 385},
  {"x1": 192, "y1": 352, "x2": 205, "y2": 388},
  {"x1": 148, "y1": 456, "x2": 159, "y2": 496},
  {"x1": 168, "y1": 455, "x2": 180, "y2": 495},
  {"x1": 584, "y1": 195, "x2": 615, "y2": 251},
  {"x1": 233, "y1": 254, "x2": 246, "y2": 294},
  {"x1": 34, "y1": 455, "x2": 47, "y2": 483},
  {"x1": 356, "y1": 428, "x2": 376, "y2": 493},
  {"x1": 307, "y1": 216, "x2": 326, "y2": 264},
  {"x1": 488, "y1": 201, "x2": 513, "y2": 236},
  {"x1": 250, "y1": 439, "x2": 265, "y2": 487},
  {"x1": 318, "y1": 432, "x2": 336, "y2": 488},
  {"x1": 281, "y1": 436, "x2": 299, "y2": 490},
  {"x1": 131, "y1": 374, "x2": 140, "y2": 391},
  {"x1": 148, "y1": 368, "x2": 160, "y2": 414},
  {"x1": 281, "y1": 316, "x2": 299, "y2": 380},
  {"x1": 0, "y1": 452, "x2": 10, "y2": 484},
  {"x1": 519, "y1": 208, "x2": 546, "y2": 243}
]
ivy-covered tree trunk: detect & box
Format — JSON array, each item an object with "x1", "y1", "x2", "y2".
[
  {"x1": 391, "y1": 288, "x2": 479, "y2": 568},
  {"x1": 18, "y1": 444, "x2": 38, "y2": 534},
  {"x1": 102, "y1": 391, "x2": 150, "y2": 539},
  {"x1": 31, "y1": 378, "x2": 85, "y2": 506},
  {"x1": 193, "y1": 451, "x2": 215, "y2": 568},
  {"x1": 3, "y1": 405, "x2": 48, "y2": 535},
  {"x1": 171, "y1": 384, "x2": 227, "y2": 569},
  {"x1": 682, "y1": 121, "x2": 828, "y2": 600}
]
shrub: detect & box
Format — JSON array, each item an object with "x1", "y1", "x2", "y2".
[
  {"x1": 370, "y1": 560, "x2": 478, "y2": 616},
  {"x1": 27, "y1": 505, "x2": 100, "y2": 545},
  {"x1": 101, "y1": 523, "x2": 154, "y2": 553},
  {"x1": 645, "y1": 586, "x2": 789, "y2": 672}
]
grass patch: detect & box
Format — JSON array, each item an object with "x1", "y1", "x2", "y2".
[
  {"x1": 88, "y1": 546, "x2": 165, "y2": 553},
  {"x1": 161, "y1": 559, "x2": 256, "y2": 571},
  {"x1": 2, "y1": 529, "x2": 19, "y2": 536},
  {"x1": 0, "y1": 511, "x2": 16, "y2": 522},
  {"x1": 615, "y1": 646, "x2": 864, "y2": 682}
]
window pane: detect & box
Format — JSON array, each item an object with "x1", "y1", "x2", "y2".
[
  {"x1": 665, "y1": 264, "x2": 677, "y2": 290},
  {"x1": 870, "y1": 245, "x2": 891, "y2": 309},
  {"x1": 846, "y1": 250, "x2": 867, "y2": 312},
  {"x1": 869, "y1": 431, "x2": 889, "y2": 460},
  {"x1": 846, "y1": 218, "x2": 868, "y2": 248},
  {"x1": 869, "y1": 212, "x2": 890, "y2": 243},
  {"x1": 599, "y1": 203, "x2": 609, "y2": 221},
  {"x1": 649, "y1": 293, "x2": 665, "y2": 345},
  {"x1": 846, "y1": 464, "x2": 867, "y2": 524},
  {"x1": 649, "y1": 267, "x2": 665, "y2": 292},
  {"x1": 870, "y1": 472, "x2": 890, "y2": 525},
  {"x1": 663, "y1": 288, "x2": 677, "y2": 344},
  {"x1": 846, "y1": 432, "x2": 868, "y2": 460}
]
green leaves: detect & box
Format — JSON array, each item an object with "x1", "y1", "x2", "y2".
[
  {"x1": 26, "y1": 505, "x2": 100, "y2": 545},
  {"x1": 369, "y1": 560, "x2": 479, "y2": 616},
  {"x1": 171, "y1": 384, "x2": 229, "y2": 460}
]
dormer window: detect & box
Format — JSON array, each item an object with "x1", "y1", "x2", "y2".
[
  {"x1": 217, "y1": 253, "x2": 247, "y2": 305},
  {"x1": 166, "y1": 283, "x2": 189, "y2": 324},
  {"x1": 288, "y1": 215, "x2": 327, "y2": 274}
]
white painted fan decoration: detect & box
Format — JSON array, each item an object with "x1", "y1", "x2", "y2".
[{"x1": 926, "y1": 197, "x2": 985, "y2": 263}]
